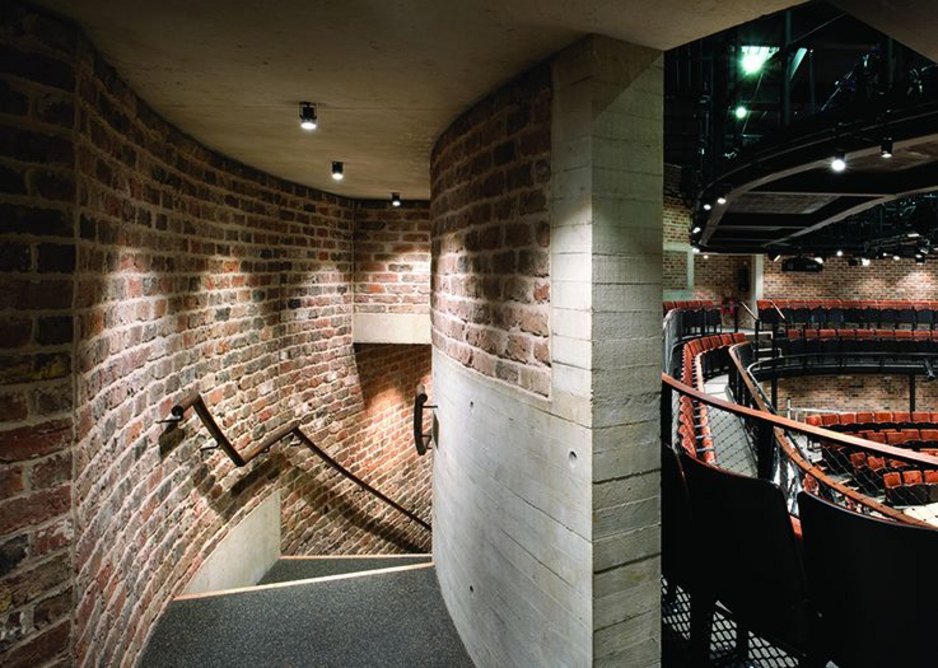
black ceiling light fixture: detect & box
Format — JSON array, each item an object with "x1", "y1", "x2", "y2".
[
  {"x1": 299, "y1": 102, "x2": 318, "y2": 131},
  {"x1": 331, "y1": 161, "x2": 344, "y2": 181},
  {"x1": 391, "y1": 192, "x2": 402, "y2": 207}
]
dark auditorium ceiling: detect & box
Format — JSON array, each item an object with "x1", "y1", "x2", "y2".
[
  {"x1": 665, "y1": 2, "x2": 938, "y2": 256},
  {"x1": 36, "y1": 0, "x2": 801, "y2": 200}
]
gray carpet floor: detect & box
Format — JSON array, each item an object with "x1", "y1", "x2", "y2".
[
  {"x1": 258, "y1": 556, "x2": 431, "y2": 585},
  {"x1": 140, "y1": 566, "x2": 473, "y2": 668}
]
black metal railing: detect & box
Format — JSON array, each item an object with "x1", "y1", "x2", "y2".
[{"x1": 166, "y1": 390, "x2": 431, "y2": 532}]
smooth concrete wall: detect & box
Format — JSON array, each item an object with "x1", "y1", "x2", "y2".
[
  {"x1": 432, "y1": 351, "x2": 593, "y2": 666},
  {"x1": 185, "y1": 492, "x2": 281, "y2": 594}
]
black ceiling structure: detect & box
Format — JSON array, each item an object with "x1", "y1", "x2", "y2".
[{"x1": 665, "y1": 1, "x2": 938, "y2": 257}]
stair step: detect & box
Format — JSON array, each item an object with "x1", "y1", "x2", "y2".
[
  {"x1": 141, "y1": 565, "x2": 471, "y2": 667},
  {"x1": 258, "y1": 554, "x2": 431, "y2": 585}
]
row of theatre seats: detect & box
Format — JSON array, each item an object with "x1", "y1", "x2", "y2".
[
  {"x1": 805, "y1": 414, "x2": 938, "y2": 507},
  {"x1": 676, "y1": 333, "x2": 748, "y2": 464},
  {"x1": 662, "y1": 299, "x2": 716, "y2": 316},
  {"x1": 664, "y1": 443, "x2": 938, "y2": 667},
  {"x1": 777, "y1": 327, "x2": 938, "y2": 355},
  {"x1": 758, "y1": 298, "x2": 938, "y2": 329}
]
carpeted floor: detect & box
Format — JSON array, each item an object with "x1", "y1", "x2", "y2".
[{"x1": 140, "y1": 565, "x2": 473, "y2": 668}]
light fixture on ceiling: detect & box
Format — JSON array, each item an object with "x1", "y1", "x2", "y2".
[
  {"x1": 836, "y1": 249, "x2": 844, "y2": 257},
  {"x1": 299, "y1": 102, "x2": 318, "y2": 131},
  {"x1": 740, "y1": 45, "x2": 779, "y2": 76},
  {"x1": 331, "y1": 161, "x2": 344, "y2": 181},
  {"x1": 734, "y1": 105, "x2": 749, "y2": 120},
  {"x1": 391, "y1": 192, "x2": 402, "y2": 207},
  {"x1": 830, "y1": 151, "x2": 847, "y2": 173},
  {"x1": 881, "y1": 137, "x2": 894, "y2": 159}
]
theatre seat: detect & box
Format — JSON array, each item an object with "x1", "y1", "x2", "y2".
[
  {"x1": 799, "y1": 492, "x2": 938, "y2": 667},
  {"x1": 682, "y1": 453, "x2": 811, "y2": 662}
]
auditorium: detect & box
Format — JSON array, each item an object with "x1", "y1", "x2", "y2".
[{"x1": 2, "y1": 0, "x2": 938, "y2": 666}]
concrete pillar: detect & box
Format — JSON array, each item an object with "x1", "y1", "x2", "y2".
[
  {"x1": 432, "y1": 34, "x2": 662, "y2": 667},
  {"x1": 552, "y1": 36, "x2": 663, "y2": 664}
]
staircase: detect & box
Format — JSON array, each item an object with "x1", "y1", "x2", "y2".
[{"x1": 140, "y1": 554, "x2": 473, "y2": 667}]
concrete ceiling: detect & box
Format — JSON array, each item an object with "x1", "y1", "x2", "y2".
[
  {"x1": 833, "y1": 1, "x2": 938, "y2": 63},
  {"x1": 41, "y1": 0, "x2": 802, "y2": 199}
]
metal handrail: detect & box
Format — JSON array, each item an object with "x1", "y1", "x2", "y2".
[
  {"x1": 168, "y1": 391, "x2": 432, "y2": 532},
  {"x1": 721, "y1": 346, "x2": 935, "y2": 528}
]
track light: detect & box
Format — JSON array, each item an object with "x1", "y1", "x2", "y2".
[
  {"x1": 716, "y1": 196, "x2": 727, "y2": 205},
  {"x1": 299, "y1": 102, "x2": 317, "y2": 131},
  {"x1": 734, "y1": 105, "x2": 748, "y2": 120},
  {"x1": 881, "y1": 137, "x2": 894, "y2": 159},
  {"x1": 331, "y1": 161, "x2": 344, "y2": 181},
  {"x1": 861, "y1": 257, "x2": 871, "y2": 267},
  {"x1": 835, "y1": 249, "x2": 844, "y2": 257},
  {"x1": 830, "y1": 152, "x2": 847, "y2": 172},
  {"x1": 391, "y1": 192, "x2": 401, "y2": 207}
]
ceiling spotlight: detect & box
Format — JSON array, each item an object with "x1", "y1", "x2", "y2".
[
  {"x1": 836, "y1": 249, "x2": 844, "y2": 257},
  {"x1": 881, "y1": 137, "x2": 894, "y2": 159},
  {"x1": 299, "y1": 102, "x2": 318, "y2": 131},
  {"x1": 691, "y1": 226, "x2": 702, "y2": 234},
  {"x1": 734, "y1": 105, "x2": 749, "y2": 120},
  {"x1": 830, "y1": 152, "x2": 847, "y2": 172},
  {"x1": 861, "y1": 257, "x2": 871, "y2": 267},
  {"x1": 740, "y1": 45, "x2": 779, "y2": 76},
  {"x1": 331, "y1": 161, "x2": 344, "y2": 181},
  {"x1": 716, "y1": 196, "x2": 727, "y2": 205},
  {"x1": 391, "y1": 192, "x2": 402, "y2": 207},
  {"x1": 703, "y1": 203, "x2": 713, "y2": 211}
]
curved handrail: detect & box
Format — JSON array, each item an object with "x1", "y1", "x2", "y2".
[
  {"x1": 722, "y1": 346, "x2": 936, "y2": 528},
  {"x1": 169, "y1": 391, "x2": 432, "y2": 532}
]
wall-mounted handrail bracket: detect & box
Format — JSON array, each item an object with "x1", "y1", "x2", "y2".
[
  {"x1": 157, "y1": 404, "x2": 186, "y2": 425},
  {"x1": 413, "y1": 384, "x2": 435, "y2": 456}
]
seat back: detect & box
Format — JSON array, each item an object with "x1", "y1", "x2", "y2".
[
  {"x1": 680, "y1": 453, "x2": 809, "y2": 651},
  {"x1": 798, "y1": 492, "x2": 938, "y2": 668}
]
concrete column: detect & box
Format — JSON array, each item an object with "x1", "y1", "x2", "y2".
[
  {"x1": 553, "y1": 36, "x2": 663, "y2": 664},
  {"x1": 432, "y1": 34, "x2": 663, "y2": 667}
]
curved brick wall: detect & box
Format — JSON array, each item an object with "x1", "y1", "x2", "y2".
[
  {"x1": 430, "y1": 64, "x2": 552, "y2": 396},
  {"x1": 0, "y1": 5, "x2": 431, "y2": 665}
]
